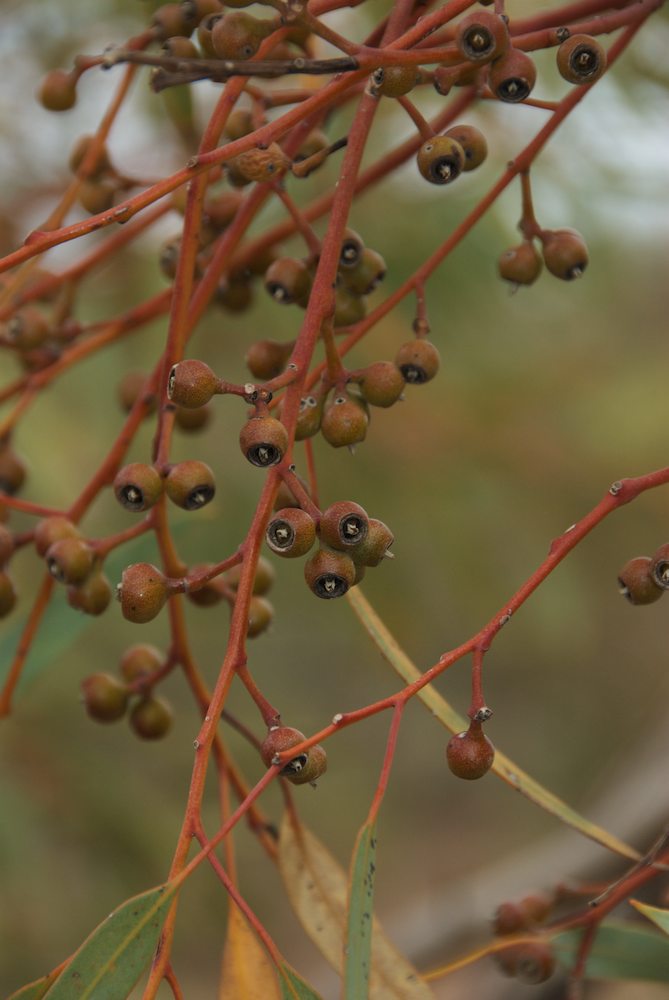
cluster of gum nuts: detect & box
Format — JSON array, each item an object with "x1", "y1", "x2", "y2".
[
  {"x1": 80, "y1": 644, "x2": 173, "y2": 740},
  {"x1": 491, "y1": 892, "x2": 557, "y2": 985},
  {"x1": 617, "y1": 543, "x2": 669, "y2": 605},
  {"x1": 164, "y1": 221, "x2": 443, "y2": 452}
]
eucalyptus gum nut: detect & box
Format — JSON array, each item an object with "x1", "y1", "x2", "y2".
[
  {"x1": 541, "y1": 228, "x2": 588, "y2": 280},
  {"x1": 46, "y1": 537, "x2": 95, "y2": 585},
  {"x1": 186, "y1": 564, "x2": 225, "y2": 607},
  {"x1": 338, "y1": 229, "x2": 365, "y2": 269},
  {"x1": 455, "y1": 11, "x2": 509, "y2": 63},
  {"x1": 0, "y1": 524, "x2": 14, "y2": 565},
  {"x1": 266, "y1": 507, "x2": 316, "y2": 557},
  {"x1": 294, "y1": 395, "x2": 324, "y2": 440},
  {"x1": 246, "y1": 595, "x2": 274, "y2": 637},
  {"x1": 319, "y1": 501, "x2": 369, "y2": 550},
  {"x1": 444, "y1": 124, "x2": 488, "y2": 171},
  {"x1": 264, "y1": 257, "x2": 312, "y2": 305},
  {"x1": 294, "y1": 129, "x2": 329, "y2": 162},
  {"x1": 287, "y1": 744, "x2": 327, "y2": 785},
  {"x1": 446, "y1": 724, "x2": 495, "y2": 779},
  {"x1": 320, "y1": 395, "x2": 368, "y2": 448},
  {"x1": 372, "y1": 65, "x2": 419, "y2": 97},
  {"x1": 498, "y1": 242, "x2": 543, "y2": 285},
  {"x1": 493, "y1": 894, "x2": 552, "y2": 936},
  {"x1": 225, "y1": 555, "x2": 275, "y2": 595},
  {"x1": 358, "y1": 361, "x2": 405, "y2": 408},
  {"x1": 78, "y1": 178, "x2": 118, "y2": 215},
  {"x1": 7, "y1": 307, "x2": 50, "y2": 350},
  {"x1": 514, "y1": 941, "x2": 556, "y2": 984},
  {"x1": 38, "y1": 69, "x2": 77, "y2": 112},
  {"x1": 0, "y1": 571, "x2": 17, "y2": 617},
  {"x1": 211, "y1": 12, "x2": 274, "y2": 60},
  {"x1": 245, "y1": 339, "x2": 293, "y2": 380},
  {"x1": 181, "y1": 0, "x2": 223, "y2": 27},
  {"x1": 349, "y1": 518, "x2": 394, "y2": 567},
  {"x1": 493, "y1": 902, "x2": 528, "y2": 936},
  {"x1": 229, "y1": 143, "x2": 289, "y2": 183},
  {"x1": 557, "y1": 34, "x2": 606, "y2": 85},
  {"x1": 0, "y1": 445, "x2": 27, "y2": 495},
  {"x1": 395, "y1": 339, "x2": 440, "y2": 384},
  {"x1": 81, "y1": 673, "x2": 129, "y2": 723},
  {"x1": 197, "y1": 13, "x2": 220, "y2": 56},
  {"x1": 130, "y1": 696, "x2": 174, "y2": 740},
  {"x1": 333, "y1": 286, "x2": 367, "y2": 327},
  {"x1": 165, "y1": 460, "x2": 216, "y2": 510},
  {"x1": 34, "y1": 516, "x2": 81, "y2": 557},
  {"x1": 238, "y1": 244, "x2": 278, "y2": 278},
  {"x1": 273, "y1": 474, "x2": 311, "y2": 511},
  {"x1": 67, "y1": 571, "x2": 112, "y2": 616},
  {"x1": 151, "y1": 2, "x2": 194, "y2": 39},
  {"x1": 224, "y1": 108, "x2": 254, "y2": 141},
  {"x1": 69, "y1": 135, "x2": 112, "y2": 177},
  {"x1": 618, "y1": 555, "x2": 663, "y2": 605},
  {"x1": 204, "y1": 190, "x2": 243, "y2": 228},
  {"x1": 114, "y1": 463, "x2": 164, "y2": 513},
  {"x1": 304, "y1": 547, "x2": 356, "y2": 599},
  {"x1": 650, "y1": 543, "x2": 669, "y2": 590},
  {"x1": 260, "y1": 725, "x2": 306, "y2": 769},
  {"x1": 162, "y1": 35, "x2": 199, "y2": 58},
  {"x1": 518, "y1": 893, "x2": 553, "y2": 925},
  {"x1": 118, "y1": 562, "x2": 169, "y2": 623},
  {"x1": 168, "y1": 358, "x2": 219, "y2": 407},
  {"x1": 339, "y1": 248, "x2": 386, "y2": 296},
  {"x1": 215, "y1": 276, "x2": 254, "y2": 313},
  {"x1": 416, "y1": 136, "x2": 465, "y2": 185},
  {"x1": 239, "y1": 415, "x2": 288, "y2": 467},
  {"x1": 120, "y1": 643, "x2": 163, "y2": 682},
  {"x1": 117, "y1": 371, "x2": 157, "y2": 415},
  {"x1": 489, "y1": 48, "x2": 537, "y2": 103},
  {"x1": 174, "y1": 404, "x2": 212, "y2": 433}
]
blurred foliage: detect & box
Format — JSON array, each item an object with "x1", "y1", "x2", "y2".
[{"x1": 1, "y1": 3, "x2": 668, "y2": 998}]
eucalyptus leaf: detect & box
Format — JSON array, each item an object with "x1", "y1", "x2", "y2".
[
  {"x1": 554, "y1": 922, "x2": 669, "y2": 982},
  {"x1": 629, "y1": 899, "x2": 669, "y2": 937},
  {"x1": 277, "y1": 964, "x2": 324, "y2": 1000},
  {"x1": 43, "y1": 881, "x2": 179, "y2": 999},
  {"x1": 7, "y1": 969, "x2": 60, "y2": 1000},
  {"x1": 344, "y1": 820, "x2": 377, "y2": 999}
]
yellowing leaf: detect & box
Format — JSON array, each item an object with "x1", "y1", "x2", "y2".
[
  {"x1": 279, "y1": 812, "x2": 434, "y2": 999},
  {"x1": 347, "y1": 588, "x2": 639, "y2": 863},
  {"x1": 219, "y1": 902, "x2": 281, "y2": 1000},
  {"x1": 630, "y1": 900, "x2": 669, "y2": 938}
]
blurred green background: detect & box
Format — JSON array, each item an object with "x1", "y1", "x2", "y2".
[{"x1": 1, "y1": 1, "x2": 669, "y2": 997}]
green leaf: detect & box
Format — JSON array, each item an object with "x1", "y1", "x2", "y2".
[
  {"x1": 7, "y1": 969, "x2": 60, "y2": 1000},
  {"x1": 277, "y1": 964, "x2": 324, "y2": 1000},
  {"x1": 346, "y1": 588, "x2": 640, "y2": 863},
  {"x1": 554, "y1": 922, "x2": 669, "y2": 982},
  {"x1": 629, "y1": 900, "x2": 669, "y2": 937},
  {"x1": 43, "y1": 881, "x2": 180, "y2": 999},
  {"x1": 344, "y1": 821, "x2": 377, "y2": 999}
]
